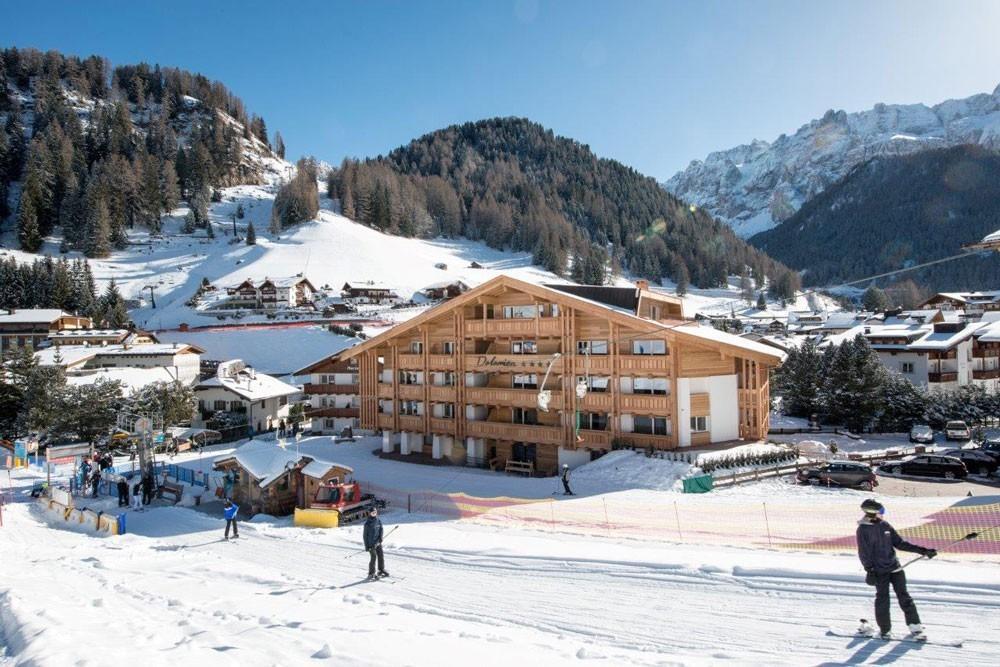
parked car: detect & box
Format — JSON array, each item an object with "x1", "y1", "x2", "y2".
[
  {"x1": 797, "y1": 461, "x2": 877, "y2": 490},
  {"x1": 880, "y1": 455, "x2": 968, "y2": 479},
  {"x1": 980, "y1": 438, "x2": 1000, "y2": 462},
  {"x1": 908, "y1": 424, "x2": 935, "y2": 444},
  {"x1": 944, "y1": 421, "x2": 971, "y2": 441},
  {"x1": 941, "y1": 449, "x2": 999, "y2": 477}
]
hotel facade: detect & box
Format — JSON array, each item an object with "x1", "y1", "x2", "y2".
[{"x1": 336, "y1": 276, "x2": 784, "y2": 476}]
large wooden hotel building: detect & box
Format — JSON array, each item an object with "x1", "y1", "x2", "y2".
[{"x1": 329, "y1": 276, "x2": 783, "y2": 476}]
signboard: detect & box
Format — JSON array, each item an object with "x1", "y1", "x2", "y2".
[
  {"x1": 153, "y1": 433, "x2": 165, "y2": 444},
  {"x1": 472, "y1": 355, "x2": 552, "y2": 371},
  {"x1": 14, "y1": 440, "x2": 27, "y2": 461},
  {"x1": 47, "y1": 443, "x2": 94, "y2": 460}
]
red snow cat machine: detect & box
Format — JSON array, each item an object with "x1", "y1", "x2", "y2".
[{"x1": 293, "y1": 480, "x2": 386, "y2": 528}]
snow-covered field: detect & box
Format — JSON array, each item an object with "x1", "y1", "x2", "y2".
[{"x1": 3, "y1": 438, "x2": 999, "y2": 666}]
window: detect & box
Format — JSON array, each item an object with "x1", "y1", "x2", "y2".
[
  {"x1": 399, "y1": 400, "x2": 421, "y2": 416},
  {"x1": 324, "y1": 418, "x2": 335, "y2": 428},
  {"x1": 410, "y1": 340, "x2": 423, "y2": 353},
  {"x1": 633, "y1": 377, "x2": 668, "y2": 395},
  {"x1": 577, "y1": 340, "x2": 609, "y2": 355},
  {"x1": 214, "y1": 400, "x2": 227, "y2": 411},
  {"x1": 512, "y1": 340, "x2": 537, "y2": 354},
  {"x1": 577, "y1": 376, "x2": 610, "y2": 392},
  {"x1": 198, "y1": 400, "x2": 206, "y2": 411},
  {"x1": 503, "y1": 304, "x2": 540, "y2": 319},
  {"x1": 580, "y1": 413, "x2": 609, "y2": 431},
  {"x1": 442, "y1": 341, "x2": 455, "y2": 354},
  {"x1": 435, "y1": 371, "x2": 456, "y2": 386},
  {"x1": 440, "y1": 403, "x2": 455, "y2": 418},
  {"x1": 631, "y1": 339, "x2": 667, "y2": 355},
  {"x1": 901, "y1": 362, "x2": 914, "y2": 374},
  {"x1": 512, "y1": 373, "x2": 539, "y2": 389},
  {"x1": 512, "y1": 407, "x2": 539, "y2": 425},
  {"x1": 690, "y1": 416, "x2": 709, "y2": 433},
  {"x1": 399, "y1": 371, "x2": 421, "y2": 385},
  {"x1": 279, "y1": 396, "x2": 288, "y2": 406},
  {"x1": 633, "y1": 416, "x2": 670, "y2": 435}
]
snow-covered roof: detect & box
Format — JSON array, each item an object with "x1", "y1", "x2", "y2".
[
  {"x1": 264, "y1": 276, "x2": 313, "y2": 288},
  {"x1": 197, "y1": 369, "x2": 299, "y2": 401},
  {"x1": 214, "y1": 440, "x2": 349, "y2": 487},
  {"x1": 0, "y1": 309, "x2": 75, "y2": 324},
  {"x1": 49, "y1": 329, "x2": 129, "y2": 339},
  {"x1": 65, "y1": 367, "x2": 180, "y2": 393},
  {"x1": 420, "y1": 280, "x2": 469, "y2": 291},
  {"x1": 35, "y1": 342, "x2": 202, "y2": 367},
  {"x1": 342, "y1": 281, "x2": 395, "y2": 291},
  {"x1": 668, "y1": 322, "x2": 787, "y2": 363}
]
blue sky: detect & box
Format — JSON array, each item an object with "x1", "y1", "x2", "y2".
[{"x1": 4, "y1": 0, "x2": 1000, "y2": 179}]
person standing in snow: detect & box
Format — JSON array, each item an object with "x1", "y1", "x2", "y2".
[
  {"x1": 131, "y1": 482, "x2": 143, "y2": 511},
  {"x1": 223, "y1": 469, "x2": 236, "y2": 499},
  {"x1": 116, "y1": 476, "x2": 129, "y2": 507},
  {"x1": 141, "y1": 472, "x2": 154, "y2": 505},
  {"x1": 90, "y1": 470, "x2": 100, "y2": 498},
  {"x1": 856, "y1": 499, "x2": 937, "y2": 640},
  {"x1": 223, "y1": 500, "x2": 240, "y2": 540},
  {"x1": 363, "y1": 507, "x2": 388, "y2": 579},
  {"x1": 561, "y1": 464, "x2": 574, "y2": 496}
]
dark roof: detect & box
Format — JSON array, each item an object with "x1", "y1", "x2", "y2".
[{"x1": 544, "y1": 284, "x2": 638, "y2": 312}]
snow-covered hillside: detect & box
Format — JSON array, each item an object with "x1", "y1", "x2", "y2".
[{"x1": 665, "y1": 84, "x2": 1000, "y2": 237}]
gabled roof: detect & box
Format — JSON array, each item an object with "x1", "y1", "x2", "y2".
[
  {"x1": 339, "y1": 275, "x2": 784, "y2": 365},
  {"x1": 213, "y1": 440, "x2": 351, "y2": 488},
  {"x1": 294, "y1": 348, "x2": 359, "y2": 376},
  {"x1": 342, "y1": 281, "x2": 395, "y2": 291},
  {"x1": 197, "y1": 368, "x2": 299, "y2": 400},
  {"x1": 0, "y1": 309, "x2": 76, "y2": 325}
]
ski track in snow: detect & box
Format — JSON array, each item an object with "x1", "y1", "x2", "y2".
[{"x1": 2, "y1": 483, "x2": 999, "y2": 666}]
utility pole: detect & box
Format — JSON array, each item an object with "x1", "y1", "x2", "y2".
[{"x1": 143, "y1": 285, "x2": 156, "y2": 309}]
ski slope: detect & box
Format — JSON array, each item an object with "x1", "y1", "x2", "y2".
[{"x1": 2, "y1": 463, "x2": 999, "y2": 666}]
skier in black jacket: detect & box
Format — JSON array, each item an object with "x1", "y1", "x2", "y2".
[
  {"x1": 856, "y1": 499, "x2": 937, "y2": 640},
  {"x1": 363, "y1": 507, "x2": 388, "y2": 580},
  {"x1": 561, "y1": 464, "x2": 574, "y2": 495}
]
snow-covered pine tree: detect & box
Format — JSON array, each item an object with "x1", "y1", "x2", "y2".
[{"x1": 245, "y1": 221, "x2": 256, "y2": 245}]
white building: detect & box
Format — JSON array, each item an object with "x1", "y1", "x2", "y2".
[
  {"x1": 35, "y1": 342, "x2": 204, "y2": 387},
  {"x1": 194, "y1": 360, "x2": 300, "y2": 434}
]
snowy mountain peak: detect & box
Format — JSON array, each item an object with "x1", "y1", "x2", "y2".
[{"x1": 665, "y1": 84, "x2": 1000, "y2": 238}]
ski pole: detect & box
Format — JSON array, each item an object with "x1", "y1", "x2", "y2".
[
  {"x1": 343, "y1": 525, "x2": 399, "y2": 559},
  {"x1": 900, "y1": 524, "x2": 1000, "y2": 569}
]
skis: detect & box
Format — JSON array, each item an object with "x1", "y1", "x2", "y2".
[{"x1": 826, "y1": 627, "x2": 963, "y2": 648}]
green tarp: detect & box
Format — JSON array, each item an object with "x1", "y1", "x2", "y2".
[{"x1": 682, "y1": 474, "x2": 713, "y2": 494}]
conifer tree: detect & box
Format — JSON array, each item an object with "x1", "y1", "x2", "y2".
[
  {"x1": 100, "y1": 279, "x2": 129, "y2": 328},
  {"x1": 85, "y1": 198, "x2": 112, "y2": 258},
  {"x1": 17, "y1": 192, "x2": 42, "y2": 251},
  {"x1": 245, "y1": 221, "x2": 256, "y2": 245}
]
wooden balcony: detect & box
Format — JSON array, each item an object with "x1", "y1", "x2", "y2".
[
  {"x1": 465, "y1": 354, "x2": 562, "y2": 372},
  {"x1": 973, "y1": 369, "x2": 1000, "y2": 380},
  {"x1": 574, "y1": 356, "x2": 611, "y2": 373},
  {"x1": 427, "y1": 354, "x2": 456, "y2": 369},
  {"x1": 620, "y1": 393, "x2": 671, "y2": 412},
  {"x1": 306, "y1": 407, "x2": 359, "y2": 418},
  {"x1": 928, "y1": 372, "x2": 959, "y2": 383},
  {"x1": 377, "y1": 384, "x2": 394, "y2": 399},
  {"x1": 377, "y1": 414, "x2": 393, "y2": 430},
  {"x1": 619, "y1": 432, "x2": 674, "y2": 450},
  {"x1": 580, "y1": 392, "x2": 613, "y2": 410},
  {"x1": 302, "y1": 383, "x2": 359, "y2": 395},
  {"x1": 429, "y1": 418, "x2": 456, "y2": 434},
  {"x1": 465, "y1": 420, "x2": 564, "y2": 445},
  {"x1": 465, "y1": 386, "x2": 562, "y2": 410},
  {"x1": 619, "y1": 355, "x2": 670, "y2": 373},
  {"x1": 397, "y1": 353, "x2": 423, "y2": 369},
  {"x1": 428, "y1": 385, "x2": 457, "y2": 401},
  {"x1": 577, "y1": 429, "x2": 613, "y2": 448},
  {"x1": 397, "y1": 384, "x2": 424, "y2": 400},
  {"x1": 398, "y1": 415, "x2": 424, "y2": 432},
  {"x1": 464, "y1": 318, "x2": 562, "y2": 337}
]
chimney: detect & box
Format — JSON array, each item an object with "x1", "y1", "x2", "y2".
[{"x1": 635, "y1": 279, "x2": 649, "y2": 291}]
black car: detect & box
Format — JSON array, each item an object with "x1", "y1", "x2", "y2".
[
  {"x1": 980, "y1": 439, "x2": 1000, "y2": 462},
  {"x1": 797, "y1": 461, "x2": 877, "y2": 490},
  {"x1": 880, "y1": 455, "x2": 968, "y2": 479},
  {"x1": 941, "y1": 449, "x2": 999, "y2": 477}
]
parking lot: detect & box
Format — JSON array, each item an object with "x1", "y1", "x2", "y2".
[{"x1": 874, "y1": 473, "x2": 1000, "y2": 497}]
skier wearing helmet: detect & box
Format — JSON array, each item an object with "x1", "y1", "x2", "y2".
[
  {"x1": 363, "y1": 506, "x2": 388, "y2": 580},
  {"x1": 561, "y1": 464, "x2": 574, "y2": 496},
  {"x1": 856, "y1": 498, "x2": 937, "y2": 640}
]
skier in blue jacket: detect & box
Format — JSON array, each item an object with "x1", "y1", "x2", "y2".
[
  {"x1": 223, "y1": 499, "x2": 240, "y2": 540},
  {"x1": 856, "y1": 499, "x2": 936, "y2": 640},
  {"x1": 363, "y1": 507, "x2": 388, "y2": 579}
]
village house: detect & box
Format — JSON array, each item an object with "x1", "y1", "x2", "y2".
[
  {"x1": 194, "y1": 360, "x2": 300, "y2": 434},
  {"x1": 213, "y1": 440, "x2": 353, "y2": 515},
  {"x1": 47, "y1": 328, "x2": 159, "y2": 347},
  {"x1": 419, "y1": 280, "x2": 470, "y2": 301},
  {"x1": 0, "y1": 309, "x2": 91, "y2": 354},
  {"x1": 223, "y1": 276, "x2": 317, "y2": 310},
  {"x1": 341, "y1": 281, "x2": 400, "y2": 303},
  {"x1": 34, "y1": 341, "x2": 204, "y2": 387},
  {"x1": 920, "y1": 291, "x2": 1000, "y2": 315},
  {"x1": 336, "y1": 275, "x2": 783, "y2": 476},
  {"x1": 295, "y1": 352, "x2": 361, "y2": 435}
]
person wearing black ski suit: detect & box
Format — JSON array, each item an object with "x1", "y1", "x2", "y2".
[
  {"x1": 363, "y1": 508, "x2": 387, "y2": 578},
  {"x1": 856, "y1": 501, "x2": 936, "y2": 635}
]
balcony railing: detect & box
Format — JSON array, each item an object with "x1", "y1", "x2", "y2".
[
  {"x1": 465, "y1": 420, "x2": 564, "y2": 445},
  {"x1": 397, "y1": 384, "x2": 424, "y2": 399},
  {"x1": 427, "y1": 354, "x2": 456, "y2": 369},
  {"x1": 928, "y1": 372, "x2": 959, "y2": 383},
  {"x1": 618, "y1": 432, "x2": 673, "y2": 450},
  {"x1": 973, "y1": 369, "x2": 1000, "y2": 380},
  {"x1": 302, "y1": 383, "x2": 360, "y2": 395},
  {"x1": 428, "y1": 385, "x2": 457, "y2": 401},
  {"x1": 465, "y1": 386, "x2": 562, "y2": 410},
  {"x1": 398, "y1": 415, "x2": 424, "y2": 432},
  {"x1": 574, "y1": 356, "x2": 611, "y2": 372},
  {"x1": 577, "y1": 429, "x2": 613, "y2": 447},
  {"x1": 377, "y1": 384, "x2": 394, "y2": 399},
  {"x1": 429, "y1": 418, "x2": 456, "y2": 434},
  {"x1": 619, "y1": 355, "x2": 670, "y2": 372},
  {"x1": 306, "y1": 407, "x2": 359, "y2": 418},
  {"x1": 377, "y1": 414, "x2": 393, "y2": 430},
  {"x1": 464, "y1": 318, "x2": 562, "y2": 337},
  {"x1": 580, "y1": 392, "x2": 613, "y2": 410},
  {"x1": 397, "y1": 353, "x2": 423, "y2": 368},
  {"x1": 620, "y1": 393, "x2": 671, "y2": 412}
]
